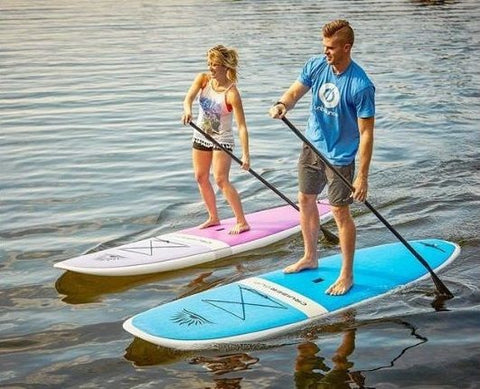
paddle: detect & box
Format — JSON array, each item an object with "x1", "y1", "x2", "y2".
[
  {"x1": 280, "y1": 116, "x2": 454, "y2": 299},
  {"x1": 188, "y1": 121, "x2": 339, "y2": 244}
]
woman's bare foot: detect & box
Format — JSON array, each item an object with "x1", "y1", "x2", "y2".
[
  {"x1": 325, "y1": 276, "x2": 353, "y2": 296},
  {"x1": 198, "y1": 218, "x2": 220, "y2": 229},
  {"x1": 229, "y1": 222, "x2": 250, "y2": 235},
  {"x1": 283, "y1": 257, "x2": 318, "y2": 273}
]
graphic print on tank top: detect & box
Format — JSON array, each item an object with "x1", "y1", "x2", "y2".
[
  {"x1": 193, "y1": 80, "x2": 235, "y2": 149},
  {"x1": 199, "y1": 94, "x2": 223, "y2": 135}
]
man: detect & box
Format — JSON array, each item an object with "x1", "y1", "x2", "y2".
[{"x1": 269, "y1": 19, "x2": 375, "y2": 296}]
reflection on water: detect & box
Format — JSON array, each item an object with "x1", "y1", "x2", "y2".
[
  {"x1": 124, "y1": 338, "x2": 193, "y2": 367},
  {"x1": 178, "y1": 263, "x2": 247, "y2": 299},
  {"x1": 294, "y1": 332, "x2": 358, "y2": 389},
  {"x1": 55, "y1": 262, "x2": 248, "y2": 304},
  {"x1": 124, "y1": 310, "x2": 428, "y2": 389},
  {"x1": 123, "y1": 318, "x2": 430, "y2": 389},
  {"x1": 54, "y1": 270, "x2": 180, "y2": 304},
  {"x1": 294, "y1": 320, "x2": 429, "y2": 388},
  {"x1": 189, "y1": 353, "x2": 259, "y2": 375}
]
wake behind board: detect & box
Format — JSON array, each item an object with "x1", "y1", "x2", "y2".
[
  {"x1": 53, "y1": 201, "x2": 331, "y2": 276},
  {"x1": 123, "y1": 239, "x2": 459, "y2": 349}
]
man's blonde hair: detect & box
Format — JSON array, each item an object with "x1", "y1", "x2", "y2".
[{"x1": 322, "y1": 19, "x2": 354, "y2": 46}]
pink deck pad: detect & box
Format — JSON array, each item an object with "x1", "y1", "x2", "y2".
[{"x1": 182, "y1": 202, "x2": 331, "y2": 246}]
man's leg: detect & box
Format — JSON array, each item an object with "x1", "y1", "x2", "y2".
[
  {"x1": 326, "y1": 204, "x2": 355, "y2": 295},
  {"x1": 284, "y1": 192, "x2": 320, "y2": 273}
]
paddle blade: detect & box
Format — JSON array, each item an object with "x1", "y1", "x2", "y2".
[{"x1": 432, "y1": 273, "x2": 454, "y2": 299}]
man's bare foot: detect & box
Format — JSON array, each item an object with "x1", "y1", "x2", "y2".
[
  {"x1": 229, "y1": 222, "x2": 250, "y2": 235},
  {"x1": 199, "y1": 218, "x2": 220, "y2": 229},
  {"x1": 283, "y1": 257, "x2": 318, "y2": 273},
  {"x1": 325, "y1": 276, "x2": 353, "y2": 296}
]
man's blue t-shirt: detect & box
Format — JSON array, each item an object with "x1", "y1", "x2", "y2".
[{"x1": 298, "y1": 56, "x2": 375, "y2": 166}]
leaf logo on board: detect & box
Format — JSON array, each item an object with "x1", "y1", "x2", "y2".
[
  {"x1": 202, "y1": 285, "x2": 288, "y2": 321},
  {"x1": 171, "y1": 309, "x2": 214, "y2": 326}
]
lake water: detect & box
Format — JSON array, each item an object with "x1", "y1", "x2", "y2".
[{"x1": 1, "y1": 0, "x2": 480, "y2": 388}]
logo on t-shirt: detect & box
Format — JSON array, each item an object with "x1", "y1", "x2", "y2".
[{"x1": 318, "y1": 83, "x2": 340, "y2": 109}]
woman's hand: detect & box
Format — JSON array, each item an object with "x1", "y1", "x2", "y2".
[
  {"x1": 241, "y1": 154, "x2": 250, "y2": 171},
  {"x1": 181, "y1": 110, "x2": 192, "y2": 125}
]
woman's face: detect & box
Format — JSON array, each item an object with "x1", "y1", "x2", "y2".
[{"x1": 207, "y1": 56, "x2": 227, "y2": 80}]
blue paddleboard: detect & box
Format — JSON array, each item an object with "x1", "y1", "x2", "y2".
[{"x1": 123, "y1": 239, "x2": 459, "y2": 349}]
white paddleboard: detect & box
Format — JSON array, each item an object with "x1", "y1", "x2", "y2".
[{"x1": 54, "y1": 201, "x2": 332, "y2": 276}]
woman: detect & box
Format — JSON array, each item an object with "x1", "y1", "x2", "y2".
[{"x1": 182, "y1": 45, "x2": 250, "y2": 234}]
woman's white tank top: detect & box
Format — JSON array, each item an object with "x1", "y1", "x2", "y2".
[{"x1": 193, "y1": 80, "x2": 235, "y2": 148}]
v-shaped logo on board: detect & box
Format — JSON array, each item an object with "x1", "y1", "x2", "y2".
[
  {"x1": 120, "y1": 237, "x2": 188, "y2": 256},
  {"x1": 202, "y1": 285, "x2": 288, "y2": 320}
]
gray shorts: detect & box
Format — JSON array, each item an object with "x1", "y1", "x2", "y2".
[{"x1": 298, "y1": 144, "x2": 355, "y2": 206}]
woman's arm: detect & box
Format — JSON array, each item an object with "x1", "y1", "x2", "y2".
[
  {"x1": 227, "y1": 86, "x2": 250, "y2": 170},
  {"x1": 182, "y1": 73, "x2": 208, "y2": 125}
]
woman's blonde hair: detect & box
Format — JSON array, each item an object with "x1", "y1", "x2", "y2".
[{"x1": 207, "y1": 45, "x2": 239, "y2": 82}]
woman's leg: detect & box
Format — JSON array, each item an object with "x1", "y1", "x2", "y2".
[
  {"x1": 192, "y1": 147, "x2": 220, "y2": 228},
  {"x1": 212, "y1": 150, "x2": 250, "y2": 234}
]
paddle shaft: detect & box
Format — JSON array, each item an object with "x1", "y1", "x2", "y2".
[
  {"x1": 189, "y1": 121, "x2": 298, "y2": 209},
  {"x1": 281, "y1": 116, "x2": 453, "y2": 298},
  {"x1": 188, "y1": 121, "x2": 338, "y2": 244}
]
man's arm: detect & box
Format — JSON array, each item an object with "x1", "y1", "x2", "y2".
[
  {"x1": 269, "y1": 81, "x2": 310, "y2": 118},
  {"x1": 352, "y1": 116, "x2": 374, "y2": 202}
]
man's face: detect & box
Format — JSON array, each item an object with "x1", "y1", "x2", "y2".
[{"x1": 323, "y1": 35, "x2": 350, "y2": 67}]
